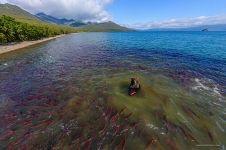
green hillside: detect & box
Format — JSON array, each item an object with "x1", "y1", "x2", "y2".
[
  {"x1": 0, "y1": 4, "x2": 77, "y2": 44},
  {"x1": 77, "y1": 21, "x2": 132, "y2": 32},
  {"x1": 0, "y1": 3, "x2": 41, "y2": 23},
  {"x1": 0, "y1": 3, "x2": 76, "y2": 30}
]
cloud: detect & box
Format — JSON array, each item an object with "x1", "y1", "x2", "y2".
[
  {"x1": 127, "y1": 15, "x2": 226, "y2": 29},
  {"x1": 2, "y1": 0, "x2": 113, "y2": 22},
  {"x1": 0, "y1": 0, "x2": 7, "y2": 3}
]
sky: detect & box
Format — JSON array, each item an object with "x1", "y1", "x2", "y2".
[{"x1": 1, "y1": 0, "x2": 226, "y2": 29}]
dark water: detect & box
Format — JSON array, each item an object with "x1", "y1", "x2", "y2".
[{"x1": 0, "y1": 32, "x2": 225, "y2": 149}]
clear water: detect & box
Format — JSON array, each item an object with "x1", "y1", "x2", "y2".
[{"x1": 0, "y1": 32, "x2": 225, "y2": 149}]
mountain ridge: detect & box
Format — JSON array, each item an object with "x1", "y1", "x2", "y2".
[
  {"x1": 76, "y1": 21, "x2": 133, "y2": 32},
  {"x1": 0, "y1": 3, "x2": 132, "y2": 32},
  {"x1": 35, "y1": 12, "x2": 132, "y2": 31},
  {"x1": 36, "y1": 13, "x2": 75, "y2": 25}
]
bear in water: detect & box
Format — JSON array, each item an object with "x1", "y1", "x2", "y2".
[{"x1": 128, "y1": 78, "x2": 141, "y2": 96}]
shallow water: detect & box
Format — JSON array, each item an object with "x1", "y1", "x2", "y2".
[{"x1": 0, "y1": 32, "x2": 225, "y2": 149}]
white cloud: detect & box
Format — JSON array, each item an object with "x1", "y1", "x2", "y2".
[
  {"x1": 0, "y1": 0, "x2": 6, "y2": 3},
  {"x1": 127, "y1": 15, "x2": 226, "y2": 29},
  {"x1": 2, "y1": 0, "x2": 113, "y2": 22}
]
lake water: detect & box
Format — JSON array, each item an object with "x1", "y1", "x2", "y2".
[{"x1": 0, "y1": 32, "x2": 225, "y2": 149}]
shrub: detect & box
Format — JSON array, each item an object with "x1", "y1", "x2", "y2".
[{"x1": 0, "y1": 33, "x2": 7, "y2": 44}]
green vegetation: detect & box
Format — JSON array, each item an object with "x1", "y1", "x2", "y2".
[
  {"x1": 0, "y1": 3, "x2": 78, "y2": 44},
  {"x1": 0, "y1": 15, "x2": 76, "y2": 44}
]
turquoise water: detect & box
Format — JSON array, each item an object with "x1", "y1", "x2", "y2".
[{"x1": 0, "y1": 32, "x2": 225, "y2": 149}]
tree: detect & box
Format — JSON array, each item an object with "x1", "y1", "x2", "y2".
[{"x1": 0, "y1": 15, "x2": 76, "y2": 44}]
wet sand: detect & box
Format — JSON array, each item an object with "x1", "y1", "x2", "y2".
[{"x1": 0, "y1": 35, "x2": 65, "y2": 55}]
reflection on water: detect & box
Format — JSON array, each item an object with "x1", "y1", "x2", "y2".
[{"x1": 0, "y1": 32, "x2": 225, "y2": 149}]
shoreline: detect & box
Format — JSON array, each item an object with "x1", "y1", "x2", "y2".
[{"x1": 0, "y1": 34, "x2": 65, "y2": 55}]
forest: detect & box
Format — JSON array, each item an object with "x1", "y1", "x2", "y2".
[{"x1": 0, "y1": 15, "x2": 76, "y2": 44}]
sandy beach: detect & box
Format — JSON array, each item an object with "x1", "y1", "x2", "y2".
[{"x1": 0, "y1": 35, "x2": 65, "y2": 55}]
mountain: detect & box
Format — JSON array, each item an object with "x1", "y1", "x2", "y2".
[
  {"x1": 35, "y1": 12, "x2": 131, "y2": 31},
  {"x1": 76, "y1": 21, "x2": 133, "y2": 32},
  {"x1": 36, "y1": 13, "x2": 88, "y2": 27},
  {"x1": 36, "y1": 13, "x2": 75, "y2": 25},
  {"x1": 0, "y1": 3, "x2": 42, "y2": 23},
  {"x1": 70, "y1": 22, "x2": 87, "y2": 27},
  {"x1": 147, "y1": 24, "x2": 226, "y2": 31},
  {"x1": 0, "y1": 3, "x2": 132, "y2": 32},
  {"x1": 36, "y1": 13, "x2": 132, "y2": 31}
]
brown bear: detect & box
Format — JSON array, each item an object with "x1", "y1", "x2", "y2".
[{"x1": 128, "y1": 78, "x2": 141, "y2": 96}]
